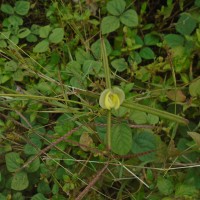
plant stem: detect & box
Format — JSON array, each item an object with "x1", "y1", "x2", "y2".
[
  {"x1": 122, "y1": 101, "x2": 189, "y2": 125},
  {"x1": 101, "y1": 38, "x2": 111, "y2": 89},
  {"x1": 101, "y1": 37, "x2": 112, "y2": 149},
  {"x1": 107, "y1": 110, "x2": 112, "y2": 150}
]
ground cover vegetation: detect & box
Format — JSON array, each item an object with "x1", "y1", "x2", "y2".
[{"x1": 0, "y1": 0, "x2": 200, "y2": 199}]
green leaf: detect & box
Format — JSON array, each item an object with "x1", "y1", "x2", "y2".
[
  {"x1": 120, "y1": 9, "x2": 138, "y2": 27},
  {"x1": 111, "y1": 58, "x2": 128, "y2": 72},
  {"x1": 33, "y1": 40, "x2": 49, "y2": 53},
  {"x1": 0, "y1": 75, "x2": 10, "y2": 83},
  {"x1": 36, "y1": 81, "x2": 52, "y2": 95},
  {"x1": 11, "y1": 171, "x2": 29, "y2": 191},
  {"x1": 26, "y1": 157, "x2": 40, "y2": 173},
  {"x1": 75, "y1": 48, "x2": 93, "y2": 65},
  {"x1": 195, "y1": 0, "x2": 200, "y2": 7},
  {"x1": 164, "y1": 34, "x2": 185, "y2": 48},
  {"x1": 91, "y1": 39, "x2": 112, "y2": 59},
  {"x1": 49, "y1": 28, "x2": 64, "y2": 44},
  {"x1": 157, "y1": 177, "x2": 174, "y2": 195},
  {"x1": 31, "y1": 193, "x2": 48, "y2": 200},
  {"x1": 175, "y1": 184, "x2": 198, "y2": 198},
  {"x1": 15, "y1": 1, "x2": 30, "y2": 15},
  {"x1": 39, "y1": 25, "x2": 51, "y2": 38},
  {"x1": 26, "y1": 34, "x2": 38, "y2": 42},
  {"x1": 139, "y1": 47, "x2": 155, "y2": 60},
  {"x1": 1, "y1": 4, "x2": 14, "y2": 14},
  {"x1": 0, "y1": 40, "x2": 7, "y2": 48},
  {"x1": 95, "y1": 117, "x2": 107, "y2": 141},
  {"x1": 112, "y1": 106, "x2": 128, "y2": 117},
  {"x1": 189, "y1": 79, "x2": 200, "y2": 97},
  {"x1": 106, "y1": 0, "x2": 126, "y2": 16},
  {"x1": 18, "y1": 28, "x2": 31, "y2": 38},
  {"x1": 37, "y1": 181, "x2": 51, "y2": 194},
  {"x1": 7, "y1": 15, "x2": 23, "y2": 26},
  {"x1": 70, "y1": 77, "x2": 86, "y2": 89},
  {"x1": 65, "y1": 61, "x2": 82, "y2": 75},
  {"x1": 129, "y1": 110, "x2": 147, "y2": 124},
  {"x1": 132, "y1": 130, "x2": 158, "y2": 162},
  {"x1": 54, "y1": 114, "x2": 74, "y2": 136},
  {"x1": 9, "y1": 35, "x2": 19, "y2": 45},
  {"x1": 37, "y1": 112, "x2": 49, "y2": 125},
  {"x1": 13, "y1": 69, "x2": 24, "y2": 81},
  {"x1": 111, "y1": 124, "x2": 132, "y2": 155},
  {"x1": 147, "y1": 114, "x2": 159, "y2": 125},
  {"x1": 144, "y1": 33, "x2": 160, "y2": 45},
  {"x1": 12, "y1": 192, "x2": 24, "y2": 200},
  {"x1": 5, "y1": 152, "x2": 22, "y2": 172},
  {"x1": 175, "y1": 13, "x2": 197, "y2": 35},
  {"x1": 24, "y1": 137, "x2": 42, "y2": 155},
  {"x1": 52, "y1": 183, "x2": 59, "y2": 194},
  {"x1": 188, "y1": 132, "x2": 200, "y2": 147},
  {"x1": 82, "y1": 60, "x2": 102, "y2": 75},
  {"x1": 101, "y1": 16, "x2": 120, "y2": 34},
  {"x1": 0, "y1": 194, "x2": 6, "y2": 200},
  {"x1": 5, "y1": 60, "x2": 18, "y2": 71}
]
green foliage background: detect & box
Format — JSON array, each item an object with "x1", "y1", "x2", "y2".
[{"x1": 0, "y1": 0, "x2": 200, "y2": 199}]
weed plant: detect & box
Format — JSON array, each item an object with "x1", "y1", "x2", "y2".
[{"x1": 0, "y1": 0, "x2": 200, "y2": 199}]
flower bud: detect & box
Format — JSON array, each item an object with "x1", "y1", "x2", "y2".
[{"x1": 99, "y1": 87, "x2": 125, "y2": 110}]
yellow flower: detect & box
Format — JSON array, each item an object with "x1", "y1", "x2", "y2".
[{"x1": 99, "y1": 87, "x2": 125, "y2": 110}]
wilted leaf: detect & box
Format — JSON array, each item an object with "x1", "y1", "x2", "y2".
[
  {"x1": 189, "y1": 79, "x2": 200, "y2": 97},
  {"x1": 188, "y1": 132, "x2": 200, "y2": 147},
  {"x1": 167, "y1": 90, "x2": 186, "y2": 102},
  {"x1": 79, "y1": 132, "x2": 93, "y2": 151}
]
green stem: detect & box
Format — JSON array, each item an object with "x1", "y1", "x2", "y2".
[
  {"x1": 107, "y1": 110, "x2": 112, "y2": 150},
  {"x1": 101, "y1": 37, "x2": 112, "y2": 149},
  {"x1": 0, "y1": 93, "x2": 92, "y2": 108},
  {"x1": 101, "y1": 38, "x2": 111, "y2": 89},
  {"x1": 122, "y1": 101, "x2": 188, "y2": 125}
]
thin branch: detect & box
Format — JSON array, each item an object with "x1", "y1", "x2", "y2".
[
  {"x1": 16, "y1": 125, "x2": 82, "y2": 172},
  {"x1": 76, "y1": 161, "x2": 109, "y2": 200}
]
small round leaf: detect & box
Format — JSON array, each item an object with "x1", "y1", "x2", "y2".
[
  {"x1": 49, "y1": 28, "x2": 64, "y2": 44},
  {"x1": 111, "y1": 124, "x2": 132, "y2": 155},
  {"x1": 101, "y1": 16, "x2": 120, "y2": 34},
  {"x1": 15, "y1": 1, "x2": 30, "y2": 15},
  {"x1": 120, "y1": 9, "x2": 138, "y2": 27},
  {"x1": 33, "y1": 40, "x2": 49, "y2": 53},
  {"x1": 106, "y1": 0, "x2": 126, "y2": 16},
  {"x1": 11, "y1": 171, "x2": 29, "y2": 191}
]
